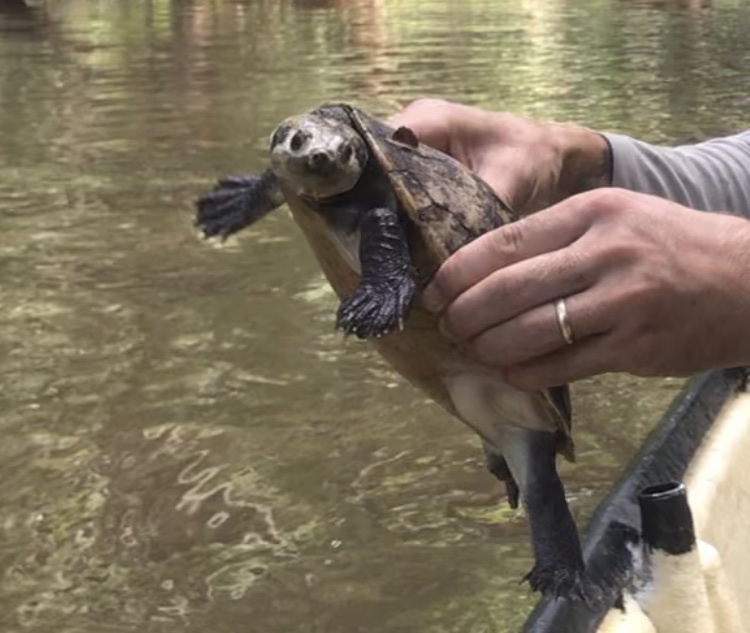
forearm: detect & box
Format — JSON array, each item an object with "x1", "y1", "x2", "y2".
[{"x1": 603, "y1": 131, "x2": 750, "y2": 217}]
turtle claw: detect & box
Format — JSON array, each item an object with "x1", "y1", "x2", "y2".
[
  {"x1": 195, "y1": 170, "x2": 283, "y2": 240},
  {"x1": 336, "y1": 276, "x2": 417, "y2": 340},
  {"x1": 197, "y1": 188, "x2": 255, "y2": 239}
]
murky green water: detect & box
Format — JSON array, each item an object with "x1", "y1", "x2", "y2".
[{"x1": 1, "y1": 0, "x2": 748, "y2": 631}]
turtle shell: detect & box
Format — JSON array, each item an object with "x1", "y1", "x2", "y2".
[
  {"x1": 347, "y1": 105, "x2": 516, "y2": 279},
  {"x1": 281, "y1": 104, "x2": 573, "y2": 458}
]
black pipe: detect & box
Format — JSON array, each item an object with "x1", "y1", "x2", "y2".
[{"x1": 638, "y1": 481, "x2": 696, "y2": 555}]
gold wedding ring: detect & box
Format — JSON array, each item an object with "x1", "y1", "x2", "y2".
[{"x1": 555, "y1": 298, "x2": 575, "y2": 346}]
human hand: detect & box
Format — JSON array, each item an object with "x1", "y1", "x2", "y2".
[
  {"x1": 388, "y1": 98, "x2": 611, "y2": 214},
  {"x1": 422, "y1": 188, "x2": 750, "y2": 389}
]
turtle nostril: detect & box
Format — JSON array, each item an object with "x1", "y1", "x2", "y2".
[{"x1": 310, "y1": 151, "x2": 332, "y2": 170}]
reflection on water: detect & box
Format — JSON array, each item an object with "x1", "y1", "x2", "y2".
[{"x1": 0, "y1": 0, "x2": 748, "y2": 631}]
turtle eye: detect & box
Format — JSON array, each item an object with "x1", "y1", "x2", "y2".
[
  {"x1": 290, "y1": 131, "x2": 305, "y2": 152},
  {"x1": 341, "y1": 143, "x2": 352, "y2": 162}
]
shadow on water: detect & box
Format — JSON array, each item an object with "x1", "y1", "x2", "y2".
[
  {"x1": 0, "y1": 0, "x2": 33, "y2": 11},
  {"x1": 0, "y1": 0, "x2": 749, "y2": 631},
  {"x1": 0, "y1": 0, "x2": 50, "y2": 35}
]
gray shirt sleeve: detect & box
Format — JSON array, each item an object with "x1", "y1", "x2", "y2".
[{"x1": 603, "y1": 131, "x2": 750, "y2": 217}]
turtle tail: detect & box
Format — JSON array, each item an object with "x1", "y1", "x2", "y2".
[
  {"x1": 195, "y1": 170, "x2": 284, "y2": 240},
  {"x1": 482, "y1": 442, "x2": 519, "y2": 509}
]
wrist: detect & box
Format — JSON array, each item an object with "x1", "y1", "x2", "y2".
[{"x1": 554, "y1": 125, "x2": 613, "y2": 197}]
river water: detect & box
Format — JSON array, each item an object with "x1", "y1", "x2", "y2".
[{"x1": 0, "y1": 1, "x2": 748, "y2": 632}]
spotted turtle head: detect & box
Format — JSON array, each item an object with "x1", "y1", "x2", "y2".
[{"x1": 269, "y1": 112, "x2": 369, "y2": 200}]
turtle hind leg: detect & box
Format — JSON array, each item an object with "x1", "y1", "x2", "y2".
[
  {"x1": 504, "y1": 428, "x2": 600, "y2": 605},
  {"x1": 336, "y1": 206, "x2": 416, "y2": 339},
  {"x1": 195, "y1": 169, "x2": 284, "y2": 240}
]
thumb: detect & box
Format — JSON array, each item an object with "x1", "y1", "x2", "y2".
[{"x1": 386, "y1": 98, "x2": 458, "y2": 154}]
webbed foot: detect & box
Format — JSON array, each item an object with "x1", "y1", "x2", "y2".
[
  {"x1": 336, "y1": 275, "x2": 417, "y2": 339},
  {"x1": 195, "y1": 171, "x2": 283, "y2": 239},
  {"x1": 523, "y1": 564, "x2": 599, "y2": 605}
]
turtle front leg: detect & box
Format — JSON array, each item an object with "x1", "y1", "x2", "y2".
[
  {"x1": 336, "y1": 207, "x2": 417, "y2": 339},
  {"x1": 196, "y1": 169, "x2": 284, "y2": 240}
]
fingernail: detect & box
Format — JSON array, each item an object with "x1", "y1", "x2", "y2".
[{"x1": 421, "y1": 284, "x2": 446, "y2": 313}]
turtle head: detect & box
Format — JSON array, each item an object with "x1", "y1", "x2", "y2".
[{"x1": 269, "y1": 114, "x2": 368, "y2": 200}]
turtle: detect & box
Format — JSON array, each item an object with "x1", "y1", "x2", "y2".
[{"x1": 195, "y1": 103, "x2": 594, "y2": 602}]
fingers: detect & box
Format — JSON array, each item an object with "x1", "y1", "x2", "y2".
[
  {"x1": 466, "y1": 289, "x2": 612, "y2": 368},
  {"x1": 502, "y1": 335, "x2": 613, "y2": 391},
  {"x1": 423, "y1": 195, "x2": 596, "y2": 312},
  {"x1": 441, "y1": 245, "x2": 594, "y2": 341}
]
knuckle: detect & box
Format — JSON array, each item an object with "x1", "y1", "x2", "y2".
[
  {"x1": 490, "y1": 223, "x2": 525, "y2": 259},
  {"x1": 556, "y1": 246, "x2": 592, "y2": 289},
  {"x1": 404, "y1": 97, "x2": 449, "y2": 113},
  {"x1": 593, "y1": 187, "x2": 629, "y2": 213},
  {"x1": 588, "y1": 218, "x2": 646, "y2": 267},
  {"x1": 594, "y1": 236, "x2": 636, "y2": 267},
  {"x1": 623, "y1": 271, "x2": 664, "y2": 308},
  {"x1": 577, "y1": 187, "x2": 631, "y2": 225}
]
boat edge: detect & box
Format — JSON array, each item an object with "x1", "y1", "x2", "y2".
[{"x1": 521, "y1": 367, "x2": 749, "y2": 633}]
